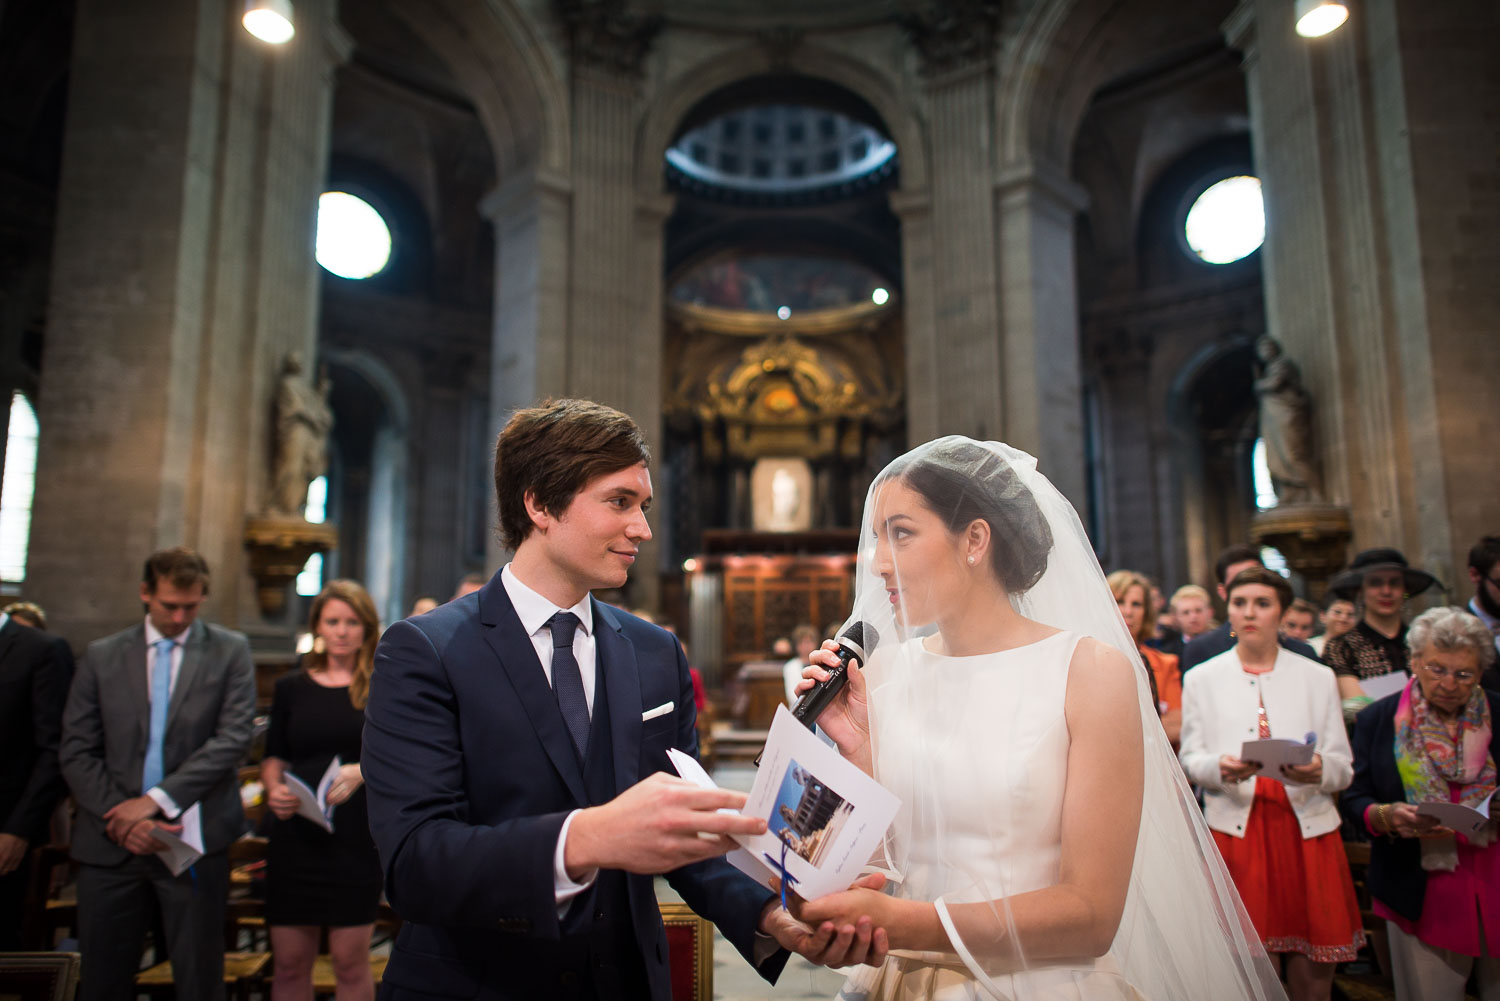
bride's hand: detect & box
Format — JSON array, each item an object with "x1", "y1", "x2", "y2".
[
  {"x1": 791, "y1": 873, "x2": 906, "y2": 949},
  {"x1": 796, "y1": 640, "x2": 871, "y2": 757},
  {"x1": 763, "y1": 872, "x2": 890, "y2": 968}
]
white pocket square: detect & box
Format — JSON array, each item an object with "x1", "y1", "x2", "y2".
[{"x1": 641, "y1": 701, "x2": 674, "y2": 722}]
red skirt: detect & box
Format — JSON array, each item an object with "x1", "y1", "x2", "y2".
[{"x1": 1212, "y1": 778, "x2": 1364, "y2": 962}]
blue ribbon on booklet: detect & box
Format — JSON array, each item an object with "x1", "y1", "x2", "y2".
[{"x1": 766, "y1": 840, "x2": 799, "y2": 912}]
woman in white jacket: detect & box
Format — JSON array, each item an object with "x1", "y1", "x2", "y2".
[{"x1": 1180, "y1": 566, "x2": 1362, "y2": 1001}]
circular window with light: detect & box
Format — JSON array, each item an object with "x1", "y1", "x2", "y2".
[
  {"x1": 1183, "y1": 175, "x2": 1265, "y2": 265},
  {"x1": 315, "y1": 192, "x2": 392, "y2": 280}
]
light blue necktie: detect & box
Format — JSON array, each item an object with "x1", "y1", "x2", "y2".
[{"x1": 142, "y1": 637, "x2": 174, "y2": 791}]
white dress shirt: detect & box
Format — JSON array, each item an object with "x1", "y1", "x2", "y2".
[
  {"x1": 499, "y1": 565, "x2": 599, "y2": 912},
  {"x1": 142, "y1": 617, "x2": 187, "y2": 818}
]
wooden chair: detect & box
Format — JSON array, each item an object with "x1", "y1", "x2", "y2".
[
  {"x1": 19, "y1": 843, "x2": 74, "y2": 949},
  {"x1": 135, "y1": 951, "x2": 271, "y2": 1001},
  {"x1": 1343, "y1": 840, "x2": 1391, "y2": 979},
  {"x1": 0, "y1": 951, "x2": 81, "y2": 1001},
  {"x1": 307, "y1": 903, "x2": 401, "y2": 998},
  {"x1": 239, "y1": 763, "x2": 266, "y2": 828},
  {"x1": 136, "y1": 836, "x2": 275, "y2": 1000},
  {"x1": 658, "y1": 902, "x2": 713, "y2": 1001}
]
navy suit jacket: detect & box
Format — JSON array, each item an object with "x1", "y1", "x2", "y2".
[
  {"x1": 363, "y1": 572, "x2": 785, "y2": 1000},
  {"x1": 1343, "y1": 688, "x2": 1500, "y2": 921}
]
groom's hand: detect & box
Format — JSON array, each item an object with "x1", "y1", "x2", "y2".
[
  {"x1": 565, "y1": 773, "x2": 766, "y2": 878},
  {"x1": 762, "y1": 872, "x2": 890, "y2": 968}
]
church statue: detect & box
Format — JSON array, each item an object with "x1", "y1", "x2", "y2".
[
  {"x1": 269, "y1": 351, "x2": 333, "y2": 517},
  {"x1": 1253, "y1": 335, "x2": 1318, "y2": 504}
]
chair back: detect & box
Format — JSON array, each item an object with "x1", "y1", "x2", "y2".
[
  {"x1": 658, "y1": 902, "x2": 713, "y2": 1001},
  {"x1": 0, "y1": 951, "x2": 81, "y2": 1001}
]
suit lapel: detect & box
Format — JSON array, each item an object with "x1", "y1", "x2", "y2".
[
  {"x1": 124, "y1": 625, "x2": 150, "y2": 741},
  {"x1": 593, "y1": 601, "x2": 642, "y2": 796},
  {"x1": 480, "y1": 582, "x2": 588, "y2": 805},
  {"x1": 166, "y1": 621, "x2": 204, "y2": 731}
]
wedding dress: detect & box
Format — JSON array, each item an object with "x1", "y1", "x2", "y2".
[{"x1": 829, "y1": 438, "x2": 1286, "y2": 1001}]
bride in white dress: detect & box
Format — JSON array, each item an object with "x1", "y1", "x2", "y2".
[{"x1": 792, "y1": 438, "x2": 1287, "y2": 1001}]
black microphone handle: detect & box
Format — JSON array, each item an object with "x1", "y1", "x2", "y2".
[{"x1": 791, "y1": 660, "x2": 849, "y2": 727}]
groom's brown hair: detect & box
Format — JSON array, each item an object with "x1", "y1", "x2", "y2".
[{"x1": 493, "y1": 398, "x2": 651, "y2": 551}]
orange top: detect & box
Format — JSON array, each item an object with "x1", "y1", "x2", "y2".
[{"x1": 1140, "y1": 644, "x2": 1182, "y2": 716}]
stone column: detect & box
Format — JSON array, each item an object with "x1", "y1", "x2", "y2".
[
  {"x1": 478, "y1": 165, "x2": 572, "y2": 571},
  {"x1": 994, "y1": 162, "x2": 1089, "y2": 509},
  {"x1": 29, "y1": 0, "x2": 347, "y2": 645},
  {"x1": 1224, "y1": 0, "x2": 1500, "y2": 587},
  {"x1": 891, "y1": 189, "x2": 939, "y2": 443},
  {"x1": 908, "y1": 53, "x2": 1004, "y2": 441},
  {"x1": 558, "y1": 2, "x2": 664, "y2": 608}
]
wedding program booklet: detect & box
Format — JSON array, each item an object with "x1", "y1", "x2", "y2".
[
  {"x1": 282, "y1": 756, "x2": 341, "y2": 832},
  {"x1": 1418, "y1": 790, "x2": 1495, "y2": 837},
  {"x1": 152, "y1": 802, "x2": 205, "y2": 877},
  {"x1": 1361, "y1": 671, "x2": 1410, "y2": 702},
  {"x1": 1239, "y1": 737, "x2": 1316, "y2": 776},
  {"x1": 669, "y1": 705, "x2": 900, "y2": 901}
]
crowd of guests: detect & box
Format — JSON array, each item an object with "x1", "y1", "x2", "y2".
[
  {"x1": 0, "y1": 547, "x2": 475, "y2": 1000},
  {"x1": 4, "y1": 532, "x2": 1500, "y2": 1001},
  {"x1": 1114, "y1": 536, "x2": 1500, "y2": 1001}
]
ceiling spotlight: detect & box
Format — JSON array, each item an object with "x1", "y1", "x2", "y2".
[
  {"x1": 776, "y1": 306, "x2": 791, "y2": 320},
  {"x1": 1295, "y1": 0, "x2": 1348, "y2": 38},
  {"x1": 244, "y1": 0, "x2": 295, "y2": 44},
  {"x1": 871, "y1": 287, "x2": 890, "y2": 306}
]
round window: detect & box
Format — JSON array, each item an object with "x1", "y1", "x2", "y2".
[
  {"x1": 315, "y1": 192, "x2": 392, "y2": 279},
  {"x1": 1184, "y1": 175, "x2": 1265, "y2": 265}
]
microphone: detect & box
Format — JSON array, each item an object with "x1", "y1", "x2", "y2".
[{"x1": 754, "y1": 622, "x2": 879, "y2": 766}]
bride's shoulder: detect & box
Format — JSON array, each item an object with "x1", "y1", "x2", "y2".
[{"x1": 1065, "y1": 636, "x2": 1137, "y2": 692}]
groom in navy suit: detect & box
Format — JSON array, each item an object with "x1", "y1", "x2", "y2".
[{"x1": 364, "y1": 399, "x2": 884, "y2": 1001}]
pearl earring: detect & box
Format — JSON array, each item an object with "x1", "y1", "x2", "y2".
[{"x1": 967, "y1": 556, "x2": 976, "y2": 565}]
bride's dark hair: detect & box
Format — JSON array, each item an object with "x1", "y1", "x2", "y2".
[{"x1": 881, "y1": 439, "x2": 1053, "y2": 594}]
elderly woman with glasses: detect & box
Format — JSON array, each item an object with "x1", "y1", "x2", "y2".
[{"x1": 1344, "y1": 606, "x2": 1500, "y2": 1001}]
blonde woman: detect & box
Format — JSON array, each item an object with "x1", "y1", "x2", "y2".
[{"x1": 262, "y1": 580, "x2": 383, "y2": 1001}]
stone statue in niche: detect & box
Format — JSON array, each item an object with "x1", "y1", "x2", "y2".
[
  {"x1": 1253, "y1": 335, "x2": 1318, "y2": 504},
  {"x1": 269, "y1": 351, "x2": 333, "y2": 517},
  {"x1": 751, "y1": 457, "x2": 813, "y2": 532}
]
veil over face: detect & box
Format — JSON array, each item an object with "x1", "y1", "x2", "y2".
[{"x1": 835, "y1": 437, "x2": 1284, "y2": 1001}]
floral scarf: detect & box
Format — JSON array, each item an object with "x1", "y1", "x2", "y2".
[{"x1": 1394, "y1": 676, "x2": 1497, "y2": 867}]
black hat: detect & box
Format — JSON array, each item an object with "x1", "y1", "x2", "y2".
[{"x1": 1327, "y1": 547, "x2": 1441, "y2": 598}]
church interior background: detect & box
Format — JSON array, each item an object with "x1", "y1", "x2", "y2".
[{"x1": 0, "y1": 0, "x2": 1495, "y2": 696}]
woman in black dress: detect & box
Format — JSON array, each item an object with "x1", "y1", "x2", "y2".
[{"x1": 262, "y1": 580, "x2": 382, "y2": 1001}]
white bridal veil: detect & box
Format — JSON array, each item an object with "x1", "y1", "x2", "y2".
[{"x1": 834, "y1": 438, "x2": 1285, "y2": 1001}]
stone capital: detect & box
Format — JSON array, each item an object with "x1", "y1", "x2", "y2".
[
  {"x1": 994, "y1": 160, "x2": 1089, "y2": 217},
  {"x1": 479, "y1": 165, "x2": 573, "y2": 222},
  {"x1": 634, "y1": 191, "x2": 676, "y2": 224},
  {"x1": 901, "y1": 0, "x2": 1002, "y2": 77},
  {"x1": 556, "y1": 0, "x2": 663, "y2": 78},
  {"x1": 888, "y1": 187, "x2": 933, "y2": 220}
]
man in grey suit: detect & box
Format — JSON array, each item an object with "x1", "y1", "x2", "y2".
[{"x1": 60, "y1": 547, "x2": 256, "y2": 1001}]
